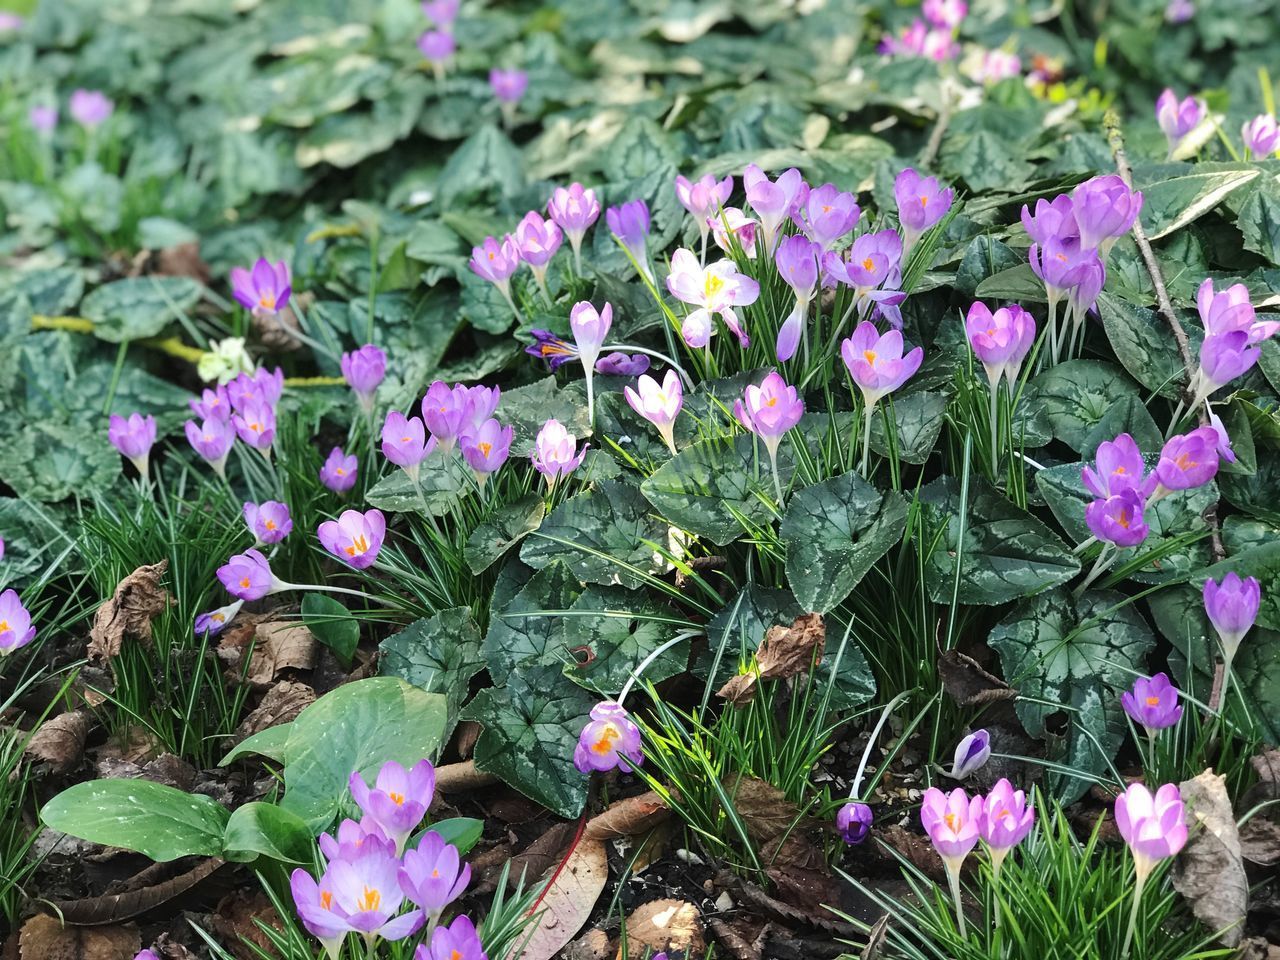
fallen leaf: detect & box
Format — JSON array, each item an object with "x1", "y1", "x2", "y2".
[
  {"x1": 40, "y1": 859, "x2": 225, "y2": 925},
  {"x1": 1237, "y1": 938, "x2": 1280, "y2": 960},
  {"x1": 246, "y1": 622, "x2": 318, "y2": 687},
  {"x1": 96, "y1": 753, "x2": 196, "y2": 791},
  {"x1": 207, "y1": 890, "x2": 283, "y2": 960},
  {"x1": 584, "y1": 790, "x2": 670, "y2": 841},
  {"x1": 718, "y1": 613, "x2": 825, "y2": 704},
  {"x1": 478, "y1": 822, "x2": 577, "y2": 895},
  {"x1": 863, "y1": 914, "x2": 890, "y2": 959},
  {"x1": 706, "y1": 916, "x2": 762, "y2": 960},
  {"x1": 96, "y1": 725, "x2": 165, "y2": 765},
  {"x1": 435, "y1": 759, "x2": 499, "y2": 793},
  {"x1": 1250, "y1": 749, "x2": 1280, "y2": 800},
  {"x1": 155, "y1": 243, "x2": 211, "y2": 284},
  {"x1": 619, "y1": 899, "x2": 704, "y2": 958},
  {"x1": 234, "y1": 681, "x2": 315, "y2": 739},
  {"x1": 18, "y1": 914, "x2": 139, "y2": 960},
  {"x1": 1239, "y1": 817, "x2": 1280, "y2": 865},
  {"x1": 765, "y1": 862, "x2": 842, "y2": 917},
  {"x1": 24, "y1": 711, "x2": 91, "y2": 774},
  {"x1": 517, "y1": 835, "x2": 609, "y2": 960},
  {"x1": 873, "y1": 824, "x2": 946, "y2": 883},
  {"x1": 937, "y1": 648, "x2": 1015, "y2": 706},
  {"x1": 254, "y1": 304, "x2": 303, "y2": 351},
  {"x1": 564, "y1": 929, "x2": 612, "y2": 960},
  {"x1": 726, "y1": 775, "x2": 801, "y2": 845},
  {"x1": 87, "y1": 562, "x2": 172, "y2": 662},
  {"x1": 1173, "y1": 770, "x2": 1247, "y2": 948}
]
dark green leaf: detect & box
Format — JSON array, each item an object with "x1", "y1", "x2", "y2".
[
  {"x1": 81, "y1": 276, "x2": 204, "y2": 343},
  {"x1": 223, "y1": 801, "x2": 313, "y2": 864},
  {"x1": 562, "y1": 586, "x2": 689, "y2": 696},
  {"x1": 1026, "y1": 360, "x2": 1161, "y2": 456},
  {"x1": 465, "y1": 494, "x2": 546, "y2": 574},
  {"x1": 300, "y1": 594, "x2": 359, "y2": 667},
  {"x1": 379, "y1": 607, "x2": 485, "y2": 743},
  {"x1": 869, "y1": 391, "x2": 947, "y2": 464},
  {"x1": 483, "y1": 561, "x2": 582, "y2": 685}
]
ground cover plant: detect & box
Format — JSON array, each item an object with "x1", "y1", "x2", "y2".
[{"x1": 1, "y1": 0, "x2": 1280, "y2": 958}]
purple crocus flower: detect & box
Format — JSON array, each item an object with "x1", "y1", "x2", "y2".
[
  {"x1": 774, "y1": 235, "x2": 821, "y2": 362},
  {"x1": 525, "y1": 330, "x2": 579, "y2": 371},
  {"x1": 1020, "y1": 195, "x2": 1078, "y2": 246},
  {"x1": 1081, "y1": 433, "x2": 1152, "y2": 500},
  {"x1": 341, "y1": 344, "x2": 387, "y2": 411},
  {"x1": 965, "y1": 301, "x2": 1036, "y2": 388},
  {"x1": 414, "y1": 915, "x2": 486, "y2": 960},
  {"x1": 468, "y1": 235, "x2": 522, "y2": 316},
  {"x1": 1115, "y1": 783, "x2": 1187, "y2": 879},
  {"x1": 1151, "y1": 426, "x2": 1218, "y2": 498},
  {"x1": 1192, "y1": 330, "x2": 1260, "y2": 405},
  {"x1": 417, "y1": 30, "x2": 455, "y2": 74},
  {"x1": 574, "y1": 701, "x2": 643, "y2": 773},
  {"x1": 531, "y1": 419, "x2": 587, "y2": 487},
  {"x1": 0, "y1": 589, "x2": 37, "y2": 657},
  {"x1": 1156, "y1": 89, "x2": 1203, "y2": 158},
  {"x1": 707, "y1": 207, "x2": 758, "y2": 259},
  {"x1": 514, "y1": 210, "x2": 563, "y2": 298},
  {"x1": 743, "y1": 164, "x2": 806, "y2": 253},
  {"x1": 318, "y1": 817, "x2": 393, "y2": 866},
  {"x1": 232, "y1": 398, "x2": 276, "y2": 452},
  {"x1": 1196, "y1": 278, "x2": 1277, "y2": 343},
  {"x1": 674, "y1": 173, "x2": 734, "y2": 257},
  {"x1": 229, "y1": 367, "x2": 285, "y2": 411},
  {"x1": 949, "y1": 729, "x2": 991, "y2": 779},
  {"x1": 194, "y1": 600, "x2": 244, "y2": 639},
  {"x1": 421, "y1": 381, "x2": 474, "y2": 452},
  {"x1": 28, "y1": 105, "x2": 57, "y2": 134},
  {"x1": 459, "y1": 418, "x2": 513, "y2": 486},
  {"x1": 1066, "y1": 255, "x2": 1107, "y2": 334},
  {"x1": 1071, "y1": 175, "x2": 1143, "y2": 255},
  {"x1": 299, "y1": 842, "x2": 425, "y2": 945},
  {"x1": 244, "y1": 501, "x2": 293, "y2": 546},
  {"x1": 920, "y1": 787, "x2": 982, "y2": 869},
  {"x1": 894, "y1": 168, "x2": 954, "y2": 257},
  {"x1": 606, "y1": 199, "x2": 653, "y2": 282},
  {"x1": 547, "y1": 183, "x2": 601, "y2": 270},
  {"x1": 489, "y1": 68, "x2": 528, "y2": 104},
  {"x1": 666, "y1": 248, "x2": 760, "y2": 349},
  {"x1": 570, "y1": 301, "x2": 612, "y2": 377},
  {"x1": 835, "y1": 802, "x2": 873, "y2": 845},
  {"x1": 69, "y1": 89, "x2": 114, "y2": 127},
  {"x1": 1203, "y1": 572, "x2": 1261, "y2": 662},
  {"x1": 231, "y1": 259, "x2": 292, "y2": 318},
  {"x1": 976, "y1": 779, "x2": 1034, "y2": 868},
  {"x1": 289, "y1": 867, "x2": 351, "y2": 960},
  {"x1": 1121, "y1": 673, "x2": 1183, "y2": 734},
  {"x1": 1165, "y1": 0, "x2": 1194, "y2": 20},
  {"x1": 1208, "y1": 411, "x2": 1236, "y2": 464},
  {"x1": 923, "y1": 0, "x2": 967, "y2": 27},
  {"x1": 624, "y1": 370, "x2": 683, "y2": 455},
  {"x1": 318, "y1": 509, "x2": 385, "y2": 570},
  {"x1": 190, "y1": 384, "x2": 232, "y2": 421},
  {"x1": 185, "y1": 417, "x2": 235, "y2": 476},
  {"x1": 840, "y1": 322, "x2": 924, "y2": 410},
  {"x1": 1242, "y1": 115, "x2": 1279, "y2": 156},
  {"x1": 969, "y1": 49, "x2": 1021, "y2": 84},
  {"x1": 320, "y1": 446, "x2": 358, "y2": 492},
  {"x1": 349, "y1": 759, "x2": 435, "y2": 854},
  {"x1": 398, "y1": 831, "x2": 471, "y2": 919},
  {"x1": 462, "y1": 385, "x2": 501, "y2": 430},
  {"x1": 793, "y1": 183, "x2": 860, "y2": 251},
  {"x1": 838, "y1": 229, "x2": 904, "y2": 292},
  {"x1": 595, "y1": 352, "x2": 650, "y2": 376},
  {"x1": 734, "y1": 372, "x2": 805, "y2": 449},
  {"x1": 381, "y1": 411, "x2": 433, "y2": 478},
  {"x1": 0, "y1": 13, "x2": 24, "y2": 32},
  {"x1": 421, "y1": 0, "x2": 460, "y2": 27},
  {"x1": 217, "y1": 549, "x2": 278, "y2": 602},
  {"x1": 1085, "y1": 489, "x2": 1150, "y2": 548},
  {"x1": 1028, "y1": 235, "x2": 1094, "y2": 306},
  {"x1": 108, "y1": 413, "x2": 157, "y2": 477}
]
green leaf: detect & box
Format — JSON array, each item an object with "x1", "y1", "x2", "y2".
[
  {"x1": 1026, "y1": 360, "x2": 1161, "y2": 456},
  {"x1": 988, "y1": 587, "x2": 1154, "y2": 801},
  {"x1": 974, "y1": 263, "x2": 1046, "y2": 304},
  {"x1": 1237, "y1": 176, "x2": 1280, "y2": 265},
  {"x1": 81, "y1": 276, "x2": 204, "y2": 343},
  {"x1": 300, "y1": 594, "x2": 359, "y2": 667},
  {"x1": 462, "y1": 662, "x2": 595, "y2": 819},
  {"x1": 11, "y1": 267, "x2": 83, "y2": 316},
  {"x1": 0, "y1": 422, "x2": 120, "y2": 502},
  {"x1": 1220, "y1": 448, "x2": 1280, "y2": 525},
  {"x1": 521, "y1": 480, "x2": 666, "y2": 590},
  {"x1": 920, "y1": 476, "x2": 1081, "y2": 605},
  {"x1": 642, "y1": 433, "x2": 792, "y2": 546},
  {"x1": 417, "y1": 817, "x2": 484, "y2": 856},
  {"x1": 0, "y1": 497, "x2": 63, "y2": 591},
  {"x1": 1149, "y1": 584, "x2": 1216, "y2": 697},
  {"x1": 364, "y1": 457, "x2": 471, "y2": 517},
  {"x1": 780, "y1": 472, "x2": 908, "y2": 613},
  {"x1": 223, "y1": 801, "x2": 313, "y2": 864},
  {"x1": 1097, "y1": 293, "x2": 1195, "y2": 400},
  {"x1": 279, "y1": 678, "x2": 449, "y2": 830},
  {"x1": 1036, "y1": 458, "x2": 1216, "y2": 584},
  {"x1": 436, "y1": 123, "x2": 525, "y2": 208},
  {"x1": 221, "y1": 723, "x2": 293, "y2": 767},
  {"x1": 943, "y1": 130, "x2": 1034, "y2": 194},
  {"x1": 1140, "y1": 167, "x2": 1260, "y2": 240},
  {"x1": 502, "y1": 378, "x2": 591, "y2": 458},
  {"x1": 562, "y1": 586, "x2": 689, "y2": 696},
  {"x1": 869, "y1": 391, "x2": 947, "y2": 464},
  {"x1": 465, "y1": 494, "x2": 546, "y2": 574},
  {"x1": 379, "y1": 607, "x2": 485, "y2": 743},
  {"x1": 954, "y1": 235, "x2": 1023, "y2": 298},
  {"x1": 602, "y1": 114, "x2": 679, "y2": 182},
  {"x1": 40, "y1": 780, "x2": 229, "y2": 862},
  {"x1": 483, "y1": 561, "x2": 582, "y2": 685}
]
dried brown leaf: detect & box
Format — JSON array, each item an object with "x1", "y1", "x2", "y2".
[
  {"x1": 235, "y1": 681, "x2": 315, "y2": 739},
  {"x1": 1238, "y1": 938, "x2": 1280, "y2": 960},
  {"x1": 1173, "y1": 770, "x2": 1247, "y2": 948},
  {"x1": 41, "y1": 859, "x2": 224, "y2": 925},
  {"x1": 18, "y1": 915, "x2": 139, "y2": 960},
  {"x1": 87, "y1": 562, "x2": 172, "y2": 662},
  {"x1": 766, "y1": 862, "x2": 843, "y2": 918},
  {"x1": 726, "y1": 775, "x2": 800, "y2": 844},
  {"x1": 718, "y1": 614, "x2": 824, "y2": 704},
  {"x1": 937, "y1": 649, "x2": 1015, "y2": 706},
  {"x1": 618, "y1": 899, "x2": 705, "y2": 958},
  {"x1": 246, "y1": 623, "x2": 318, "y2": 687},
  {"x1": 254, "y1": 305, "x2": 303, "y2": 351},
  {"x1": 584, "y1": 790, "x2": 670, "y2": 842},
  {"x1": 1239, "y1": 817, "x2": 1280, "y2": 866},
  {"x1": 24, "y1": 711, "x2": 91, "y2": 774},
  {"x1": 435, "y1": 759, "x2": 499, "y2": 793},
  {"x1": 207, "y1": 891, "x2": 283, "y2": 960},
  {"x1": 564, "y1": 929, "x2": 612, "y2": 960},
  {"x1": 517, "y1": 836, "x2": 609, "y2": 960},
  {"x1": 154, "y1": 243, "x2": 210, "y2": 284},
  {"x1": 707, "y1": 917, "x2": 762, "y2": 960}
]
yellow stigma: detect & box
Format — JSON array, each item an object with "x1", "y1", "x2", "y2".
[
  {"x1": 250, "y1": 422, "x2": 262, "y2": 432},
  {"x1": 389, "y1": 791, "x2": 405, "y2": 805},
  {"x1": 239, "y1": 577, "x2": 251, "y2": 589},
  {"x1": 264, "y1": 520, "x2": 276, "y2": 531},
  {"x1": 212, "y1": 613, "x2": 225, "y2": 624},
  {"x1": 1175, "y1": 453, "x2": 1197, "y2": 470},
  {"x1": 591, "y1": 723, "x2": 620, "y2": 754},
  {"x1": 357, "y1": 886, "x2": 382, "y2": 912},
  {"x1": 335, "y1": 468, "x2": 345, "y2": 476},
  {"x1": 1117, "y1": 508, "x2": 1131, "y2": 529},
  {"x1": 344, "y1": 534, "x2": 370, "y2": 557},
  {"x1": 479, "y1": 441, "x2": 493, "y2": 457},
  {"x1": 320, "y1": 890, "x2": 333, "y2": 911},
  {"x1": 0, "y1": 621, "x2": 8, "y2": 633},
  {"x1": 944, "y1": 812, "x2": 958, "y2": 831},
  {"x1": 259, "y1": 293, "x2": 276, "y2": 310},
  {"x1": 862, "y1": 257, "x2": 875, "y2": 271},
  {"x1": 919, "y1": 195, "x2": 928, "y2": 208},
  {"x1": 1145, "y1": 695, "x2": 1160, "y2": 706},
  {"x1": 704, "y1": 273, "x2": 726, "y2": 299},
  {"x1": 863, "y1": 349, "x2": 877, "y2": 364}
]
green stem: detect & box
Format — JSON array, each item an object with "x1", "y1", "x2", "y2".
[
  {"x1": 989, "y1": 382, "x2": 1001, "y2": 478},
  {"x1": 946, "y1": 862, "x2": 967, "y2": 938},
  {"x1": 859, "y1": 403, "x2": 875, "y2": 477},
  {"x1": 1121, "y1": 868, "x2": 1148, "y2": 959}
]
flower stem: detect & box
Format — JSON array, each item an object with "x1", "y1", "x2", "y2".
[
  {"x1": 1075, "y1": 542, "x2": 1116, "y2": 596},
  {"x1": 988, "y1": 382, "x2": 1001, "y2": 478},
  {"x1": 859, "y1": 403, "x2": 875, "y2": 477},
  {"x1": 585, "y1": 369, "x2": 596, "y2": 435},
  {"x1": 619, "y1": 633, "x2": 697, "y2": 704},
  {"x1": 767, "y1": 444, "x2": 784, "y2": 505},
  {"x1": 946, "y1": 862, "x2": 967, "y2": 938},
  {"x1": 1121, "y1": 868, "x2": 1148, "y2": 959}
]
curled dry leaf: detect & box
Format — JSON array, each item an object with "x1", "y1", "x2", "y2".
[
  {"x1": 435, "y1": 759, "x2": 499, "y2": 793},
  {"x1": 18, "y1": 914, "x2": 140, "y2": 960},
  {"x1": 41, "y1": 858, "x2": 225, "y2": 925},
  {"x1": 718, "y1": 613, "x2": 826, "y2": 705},
  {"x1": 235, "y1": 681, "x2": 315, "y2": 739},
  {"x1": 1237, "y1": 938, "x2": 1280, "y2": 960},
  {"x1": 87, "y1": 561, "x2": 173, "y2": 662},
  {"x1": 24, "y1": 710, "x2": 91, "y2": 774},
  {"x1": 707, "y1": 916, "x2": 763, "y2": 960},
  {"x1": 725, "y1": 774, "x2": 802, "y2": 845},
  {"x1": 1173, "y1": 770, "x2": 1247, "y2": 948},
  {"x1": 564, "y1": 929, "x2": 612, "y2": 960},
  {"x1": 246, "y1": 622, "x2": 318, "y2": 687},
  {"x1": 937, "y1": 648, "x2": 1015, "y2": 706},
  {"x1": 1239, "y1": 816, "x2": 1280, "y2": 866},
  {"x1": 516, "y1": 835, "x2": 609, "y2": 960},
  {"x1": 584, "y1": 790, "x2": 670, "y2": 842},
  {"x1": 619, "y1": 899, "x2": 705, "y2": 959}
]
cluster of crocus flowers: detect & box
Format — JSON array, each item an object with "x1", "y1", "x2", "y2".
[
  {"x1": 1021, "y1": 175, "x2": 1141, "y2": 362},
  {"x1": 1189, "y1": 279, "x2": 1275, "y2": 410},
  {"x1": 291, "y1": 759, "x2": 486, "y2": 960},
  {"x1": 108, "y1": 413, "x2": 157, "y2": 480},
  {"x1": 182, "y1": 365, "x2": 286, "y2": 474},
  {"x1": 1203, "y1": 571, "x2": 1261, "y2": 709},
  {"x1": 879, "y1": 0, "x2": 966, "y2": 61},
  {"x1": 964, "y1": 301, "x2": 1036, "y2": 472},
  {"x1": 389, "y1": 380, "x2": 510, "y2": 492},
  {"x1": 920, "y1": 779, "x2": 1033, "y2": 935},
  {"x1": 666, "y1": 248, "x2": 760, "y2": 349},
  {"x1": 0, "y1": 589, "x2": 37, "y2": 657},
  {"x1": 1115, "y1": 782, "x2": 1187, "y2": 958},
  {"x1": 574, "y1": 701, "x2": 644, "y2": 773},
  {"x1": 841, "y1": 322, "x2": 924, "y2": 475},
  {"x1": 734, "y1": 371, "x2": 804, "y2": 502},
  {"x1": 1156, "y1": 88, "x2": 1204, "y2": 159}
]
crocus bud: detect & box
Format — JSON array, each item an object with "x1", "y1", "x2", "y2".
[
  {"x1": 1121, "y1": 673, "x2": 1184, "y2": 735},
  {"x1": 531, "y1": 419, "x2": 587, "y2": 487},
  {"x1": 1202, "y1": 572, "x2": 1261, "y2": 663},
  {"x1": 1242, "y1": 114, "x2": 1279, "y2": 156},
  {"x1": 1071, "y1": 175, "x2": 1143, "y2": 255},
  {"x1": 417, "y1": 30, "x2": 455, "y2": 76},
  {"x1": 341, "y1": 344, "x2": 387, "y2": 410},
  {"x1": 835, "y1": 802, "x2": 873, "y2": 845},
  {"x1": 949, "y1": 729, "x2": 991, "y2": 780},
  {"x1": 0, "y1": 589, "x2": 36, "y2": 656},
  {"x1": 574, "y1": 701, "x2": 643, "y2": 773},
  {"x1": 194, "y1": 600, "x2": 244, "y2": 639},
  {"x1": 514, "y1": 210, "x2": 563, "y2": 296},
  {"x1": 624, "y1": 370, "x2": 683, "y2": 454},
  {"x1": 606, "y1": 199, "x2": 653, "y2": 282},
  {"x1": 1020, "y1": 195, "x2": 1078, "y2": 246},
  {"x1": 569, "y1": 301, "x2": 612, "y2": 373},
  {"x1": 319, "y1": 447, "x2": 358, "y2": 493},
  {"x1": 1156, "y1": 89, "x2": 1203, "y2": 158},
  {"x1": 1085, "y1": 489, "x2": 1150, "y2": 548},
  {"x1": 185, "y1": 417, "x2": 235, "y2": 477},
  {"x1": 1191, "y1": 330, "x2": 1260, "y2": 406},
  {"x1": 976, "y1": 778, "x2": 1034, "y2": 869},
  {"x1": 108, "y1": 413, "x2": 157, "y2": 478},
  {"x1": 547, "y1": 183, "x2": 601, "y2": 269},
  {"x1": 69, "y1": 89, "x2": 113, "y2": 127},
  {"x1": 488, "y1": 68, "x2": 528, "y2": 104}
]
